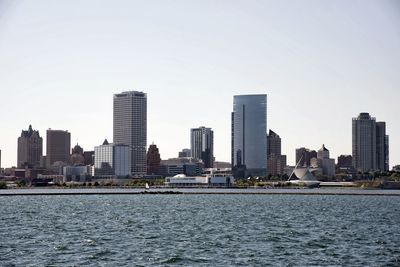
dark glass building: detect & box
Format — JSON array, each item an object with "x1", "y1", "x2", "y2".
[{"x1": 231, "y1": 94, "x2": 267, "y2": 177}]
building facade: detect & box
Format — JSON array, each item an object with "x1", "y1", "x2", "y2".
[
  {"x1": 337, "y1": 155, "x2": 353, "y2": 169},
  {"x1": 376, "y1": 122, "x2": 389, "y2": 172},
  {"x1": 295, "y1": 147, "x2": 317, "y2": 167},
  {"x1": 190, "y1": 126, "x2": 214, "y2": 168},
  {"x1": 266, "y1": 130, "x2": 286, "y2": 176},
  {"x1": 316, "y1": 144, "x2": 335, "y2": 177},
  {"x1": 70, "y1": 144, "x2": 85, "y2": 165},
  {"x1": 113, "y1": 91, "x2": 147, "y2": 176},
  {"x1": 46, "y1": 129, "x2": 71, "y2": 167},
  {"x1": 231, "y1": 94, "x2": 267, "y2": 178},
  {"x1": 94, "y1": 139, "x2": 131, "y2": 177},
  {"x1": 17, "y1": 125, "x2": 43, "y2": 168},
  {"x1": 147, "y1": 144, "x2": 161, "y2": 175},
  {"x1": 83, "y1": 151, "x2": 94, "y2": 165},
  {"x1": 267, "y1": 130, "x2": 281, "y2": 157},
  {"x1": 178, "y1": 148, "x2": 191, "y2": 158},
  {"x1": 352, "y1": 113, "x2": 389, "y2": 172}
]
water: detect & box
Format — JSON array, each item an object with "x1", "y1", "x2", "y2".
[{"x1": 1, "y1": 194, "x2": 400, "y2": 266}]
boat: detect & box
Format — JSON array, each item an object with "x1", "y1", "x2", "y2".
[{"x1": 145, "y1": 183, "x2": 150, "y2": 189}]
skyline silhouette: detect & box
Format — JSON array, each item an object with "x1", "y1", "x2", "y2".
[{"x1": 0, "y1": 0, "x2": 399, "y2": 168}]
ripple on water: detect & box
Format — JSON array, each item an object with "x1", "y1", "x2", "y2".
[{"x1": 1, "y1": 194, "x2": 400, "y2": 266}]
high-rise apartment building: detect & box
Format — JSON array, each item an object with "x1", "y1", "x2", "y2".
[
  {"x1": 46, "y1": 129, "x2": 71, "y2": 167},
  {"x1": 232, "y1": 94, "x2": 267, "y2": 177},
  {"x1": 17, "y1": 125, "x2": 43, "y2": 168},
  {"x1": 352, "y1": 113, "x2": 389, "y2": 172},
  {"x1": 113, "y1": 91, "x2": 147, "y2": 176},
  {"x1": 266, "y1": 130, "x2": 286, "y2": 176},
  {"x1": 190, "y1": 126, "x2": 214, "y2": 168}
]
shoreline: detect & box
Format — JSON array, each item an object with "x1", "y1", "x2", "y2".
[{"x1": 1, "y1": 187, "x2": 400, "y2": 196}]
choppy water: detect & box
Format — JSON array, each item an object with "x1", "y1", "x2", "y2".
[{"x1": 1, "y1": 194, "x2": 400, "y2": 266}]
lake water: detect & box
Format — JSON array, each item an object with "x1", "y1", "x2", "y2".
[{"x1": 1, "y1": 194, "x2": 400, "y2": 266}]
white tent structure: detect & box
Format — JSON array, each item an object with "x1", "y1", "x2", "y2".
[{"x1": 288, "y1": 156, "x2": 320, "y2": 188}]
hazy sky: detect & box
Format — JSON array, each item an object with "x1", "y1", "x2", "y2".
[{"x1": 0, "y1": 0, "x2": 399, "y2": 169}]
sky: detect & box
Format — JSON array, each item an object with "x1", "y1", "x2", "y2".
[{"x1": 0, "y1": 0, "x2": 399, "y2": 169}]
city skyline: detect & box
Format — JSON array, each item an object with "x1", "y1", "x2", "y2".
[{"x1": 0, "y1": 0, "x2": 399, "y2": 168}]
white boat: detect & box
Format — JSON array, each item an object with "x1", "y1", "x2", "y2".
[{"x1": 145, "y1": 183, "x2": 150, "y2": 189}]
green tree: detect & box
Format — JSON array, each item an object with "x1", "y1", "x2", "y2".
[{"x1": 0, "y1": 181, "x2": 7, "y2": 189}]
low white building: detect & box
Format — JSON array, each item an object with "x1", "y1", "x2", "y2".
[
  {"x1": 165, "y1": 174, "x2": 234, "y2": 187},
  {"x1": 165, "y1": 174, "x2": 209, "y2": 187}
]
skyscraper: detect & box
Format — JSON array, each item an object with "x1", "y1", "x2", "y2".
[
  {"x1": 232, "y1": 94, "x2": 267, "y2": 177},
  {"x1": 267, "y1": 130, "x2": 281, "y2": 157},
  {"x1": 266, "y1": 130, "x2": 286, "y2": 176},
  {"x1": 352, "y1": 112, "x2": 389, "y2": 172},
  {"x1": 46, "y1": 129, "x2": 71, "y2": 167},
  {"x1": 190, "y1": 126, "x2": 214, "y2": 168},
  {"x1": 17, "y1": 125, "x2": 43, "y2": 168},
  {"x1": 113, "y1": 91, "x2": 147, "y2": 176},
  {"x1": 147, "y1": 143, "x2": 161, "y2": 175},
  {"x1": 376, "y1": 122, "x2": 389, "y2": 172}
]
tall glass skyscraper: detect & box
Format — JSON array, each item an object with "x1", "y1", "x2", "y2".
[
  {"x1": 231, "y1": 94, "x2": 267, "y2": 177},
  {"x1": 113, "y1": 91, "x2": 147, "y2": 176}
]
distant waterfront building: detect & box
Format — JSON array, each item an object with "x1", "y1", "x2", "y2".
[
  {"x1": 337, "y1": 155, "x2": 353, "y2": 169},
  {"x1": 232, "y1": 94, "x2": 267, "y2": 178},
  {"x1": 316, "y1": 144, "x2": 335, "y2": 177},
  {"x1": 376, "y1": 122, "x2": 389, "y2": 172},
  {"x1": 40, "y1": 156, "x2": 47, "y2": 169},
  {"x1": 83, "y1": 151, "x2": 94, "y2": 165},
  {"x1": 94, "y1": 139, "x2": 131, "y2": 177},
  {"x1": 46, "y1": 129, "x2": 71, "y2": 167},
  {"x1": 160, "y1": 157, "x2": 203, "y2": 177},
  {"x1": 178, "y1": 148, "x2": 191, "y2": 158},
  {"x1": 63, "y1": 165, "x2": 89, "y2": 182},
  {"x1": 267, "y1": 130, "x2": 281, "y2": 157},
  {"x1": 213, "y1": 161, "x2": 231, "y2": 169},
  {"x1": 147, "y1": 143, "x2": 161, "y2": 175},
  {"x1": 190, "y1": 126, "x2": 214, "y2": 168},
  {"x1": 113, "y1": 91, "x2": 147, "y2": 176},
  {"x1": 70, "y1": 144, "x2": 85, "y2": 165},
  {"x1": 266, "y1": 130, "x2": 286, "y2": 176},
  {"x1": 352, "y1": 113, "x2": 389, "y2": 172},
  {"x1": 295, "y1": 148, "x2": 317, "y2": 167},
  {"x1": 17, "y1": 125, "x2": 43, "y2": 168}
]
